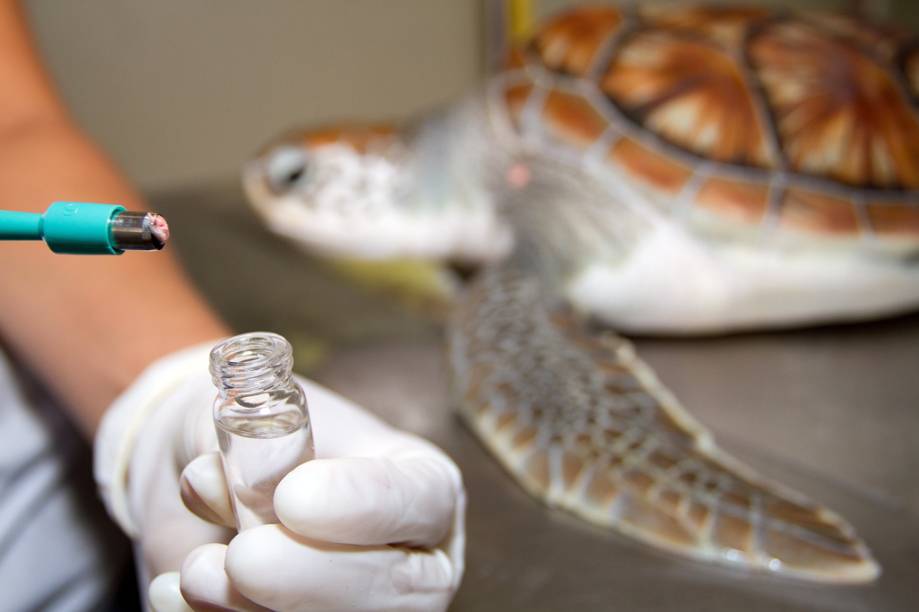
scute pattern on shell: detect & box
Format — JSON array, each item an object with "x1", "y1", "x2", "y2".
[
  {"x1": 640, "y1": 5, "x2": 769, "y2": 46},
  {"x1": 532, "y1": 7, "x2": 623, "y2": 76},
  {"x1": 499, "y1": 4, "x2": 919, "y2": 245},
  {"x1": 604, "y1": 30, "x2": 774, "y2": 167},
  {"x1": 801, "y1": 10, "x2": 914, "y2": 61},
  {"x1": 751, "y1": 20, "x2": 919, "y2": 189}
]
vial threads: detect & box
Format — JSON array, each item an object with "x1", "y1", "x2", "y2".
[{"x1": 210, "y1": 332, "x2": 315, "y2": 529}]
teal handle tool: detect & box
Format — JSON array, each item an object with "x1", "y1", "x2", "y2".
[{"x1": 0, "y1": 202, "x2": 169, "y2": 254}]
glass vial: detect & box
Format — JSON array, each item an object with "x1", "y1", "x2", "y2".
[{"x1": 210, "y1": 332, "x2": 315, "y2": 530}]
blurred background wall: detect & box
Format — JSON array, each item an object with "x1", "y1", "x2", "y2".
[
  {"x1": 23, "y1": 0, "x2": 917, "y2": 192},
  {"x1": 24, "y1": 0, "x2": 482, "y2": 191}
]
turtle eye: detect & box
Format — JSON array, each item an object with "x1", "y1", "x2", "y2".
[{"x1": 264, "y1": 146, "x2": 310, "y2": 195}]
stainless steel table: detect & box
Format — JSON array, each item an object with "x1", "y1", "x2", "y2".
[{"x1": 156, "y1": 182, "x2": 919, "y2": 611}]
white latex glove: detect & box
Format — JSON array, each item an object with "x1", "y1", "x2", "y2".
[{"x1": 94, "y1": 343, "x2": 465, "y2": 611}]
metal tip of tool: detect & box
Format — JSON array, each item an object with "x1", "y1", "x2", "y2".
[{"x1": 111, "y1": 211, "x2": 170, "y2": 250}]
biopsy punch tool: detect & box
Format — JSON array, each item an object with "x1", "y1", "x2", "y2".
[
  {"x1": 0, "y1": 201, "x2": 169, "y2": 254},
  {"x1": 1, "y1": 201, "x2": 315, "y2": 531}
]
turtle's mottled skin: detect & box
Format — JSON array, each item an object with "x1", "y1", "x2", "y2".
[
  {"x1": 242, "y1": 5, "x2": 919, "y2": 582},
  {"x1": 451, "y1": 261, "x2": 875, "y2": 582}
]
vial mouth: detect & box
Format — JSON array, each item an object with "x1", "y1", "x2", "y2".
[{"x1": 210, "y1": 332, "x2": 294, "y2": 392}]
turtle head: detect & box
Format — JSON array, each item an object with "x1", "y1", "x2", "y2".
[{"x1": 243, "y1": 124, "x2": 513, "y2": 263}]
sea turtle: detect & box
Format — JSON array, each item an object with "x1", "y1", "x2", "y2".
[{"x1": 242, "y1": 4, "x2": 919, "y2": 583}]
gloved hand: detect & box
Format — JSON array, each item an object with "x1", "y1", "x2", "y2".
[{"x1": 94, "y1": 342, "x2": 465, "y2": 611}]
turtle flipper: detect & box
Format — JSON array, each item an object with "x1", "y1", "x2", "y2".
[{"x1": 449, "y1": 264, "x2": 879, "y2": 583}]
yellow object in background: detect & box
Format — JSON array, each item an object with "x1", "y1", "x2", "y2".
[
  {"x1": 327, "y1": 257, "x2": 456, "y2": 312},
  {"x1": 507, "y1": 0, "x2": 535, "y2": 44}
]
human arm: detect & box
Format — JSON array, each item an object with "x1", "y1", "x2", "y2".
[
  {"x1": 0, "y1": 5, "x2": 466, "y2": 608},
  {"x1": 0, "y1": 0, "x2": 229, "y2": 436}
]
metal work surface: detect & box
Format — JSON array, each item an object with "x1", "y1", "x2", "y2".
[{"x1": 156, "y1": 183, "x2": 919, "y2": 611}]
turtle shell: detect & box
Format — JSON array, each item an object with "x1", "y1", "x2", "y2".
[{"x1": 493, "y1": 5, "x2": 919, "y2": 249}]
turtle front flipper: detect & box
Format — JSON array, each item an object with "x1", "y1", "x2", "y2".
[{"x1": 449, "y1": 263, "x2": 879, "y2": 583}]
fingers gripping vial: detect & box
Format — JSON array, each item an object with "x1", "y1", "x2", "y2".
[
  {"x1": 210, "y1": 332, "x2": 316, "y2": 530},
  {"x1": 0, "y1": 201, "x2": 169, "y2": 254}
]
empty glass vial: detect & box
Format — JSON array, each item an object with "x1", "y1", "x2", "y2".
[{"x1": 210, "y1": 332, "x2": 315, "y2": 530}]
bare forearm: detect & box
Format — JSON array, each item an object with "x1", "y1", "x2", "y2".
[
  {"x1": 0, "y1": 1, "x2": 228, "y2": 436},
  {"x1": 0, "y1": 119, "x2": 229, "y2": 436}
]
